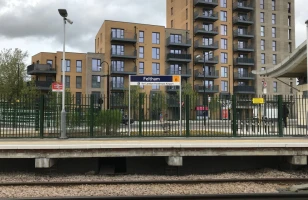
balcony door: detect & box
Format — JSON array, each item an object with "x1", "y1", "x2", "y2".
[
  {"x1": 170, "y1": 64, "x2": 181, "y2": 75},
  {"x1": 203, "y1": 80, "x2": 214, "y2": 89},
  {"x1": 112, "y1": 77, "x2": 124, "y2": 88}
]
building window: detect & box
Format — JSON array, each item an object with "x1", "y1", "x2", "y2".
[
  {"x1": 288, "y1": 2, "x2": 291, "y2": 13},
  {"x1": 260, "y1": 0, "x2": 264, "y2": 9},
  {"x1": 139, "y1": 31, "x2": 144, "y2": 43},
  {"x1": 47, "y1": 60, "x2": 53, "y2": 66},
  {"x1": 171, "y1": 7, "x2": 173, "y2": 15},
  {"x1": 272, "y1": 54, "x2": 277, "y2": 65},
  {"x1": 261, "y1": 26, "x2": 265, "y2": 36},
  {"x1": 221, "y1": 66, "x2": 228, "y2": 78},
  {"x1": 260, "y1": 12, "x2": 264, "y2": 23},
  {"x1": 272, "y1": 41, "x2": 276, "y2": 51},
  {"x1": 111, "y1": 45, "x2": 124, "y2": 55},
  {"x1": 261, "y1": 53, "x2": 265, "y2": 64},
  {"x1": 139, "y1": 62, "x2": 144, "y2": 74},
  {"x1": 272, "y1": 0, "x2": 275, "y2": 11},
  {"x1": 288, "y1": 42, "x2": 292, "y2": 53},
  {"x1": 152, "y1": 48, "x2": 160, "y2": 59},
  {"x1": 186, "y1": 8, "x2": 188, "y2": 20},
  {"x1": 61, "y1": 59, "x2": 70, "y2": 72},
  {"x1": 139, "y1": 46, "x2": 144, "y2": 58},
  {"x1": 288, "y1": 29, "x2": 291, "y2": 40},
  {"x1": 220, "y1": 53, "x2": 227, "y2": 64},
  {"x1": 170, "y1": 34, "x2": 182, "y2": 43},
  {"x1": 152, "y1": 63, "x2": 160, "y2": 90},
  {"x1": 220, "y1": 0, "x2": 227, "y2": 8},
  {"x1": 220, "y1": 11, "x2": 227, "y2": 21},
  {"x1": 76, "y1": 76, "x2": 82, "y2": 89},
  {"x1": 221, "y1": 81, "x2": 228, "y2": 92},
  {"x1": 221, "y1": 25, "x2": 227, "y2": 35},
  {"x1": 273, "y1": 81, "x2": 277, "y2": 92},
  {"x1": 111, "y1": 61, "x2": 124, "y2": 72},
  {"x1": 61, "y1": 75, "x2": 70, "y2": 88},
  {"x1": 203, "y1": 37, "x2": 213, "y2": 46},
  {"x1": 152, "y1": 32, "x2": 160, "y2": 44},
  {"x1": 92, "y1": 59, "x2": 101, "y2": 72},
  {"x1": 76, "y1": 92, "x2": 82, "y2": 105},
  {"x1": 288, "y1": 16, "x2": 291, "y2": 26},
  {"x1": 170, "y1": 49, "x2": 182, "y2": 54},
  {"x1": 261, "y1": 39, "x2": 265, "y2": 50},
  {"x1": 221, "y1": 38, "x2": 227, "y2": 49},
  {"x1": 112, "y1": 77, "x2": 124, "y2": 89},
  {"x1": 272, "y1": 27, "x2": 276, "y2": 38},
  {"x1": 92, "y1": 75, "x2": 101, "y2": 88},
  {"x1": 272, "y1": 14, "x2": 276, "y2": 24},
  {"x1": 111, "y1": 28, "x2": 124, "y2": 39},
  {"x1": 76, "y1": 60, "x2": 82, "y2": 72}
]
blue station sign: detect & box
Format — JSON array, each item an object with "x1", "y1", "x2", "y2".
[{"x1": 130, "y1": 75, "x2": 181, "y2": 86}]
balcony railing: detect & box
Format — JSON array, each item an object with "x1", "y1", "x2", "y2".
[
  {"x1": 194, "y1": 0, "x2": 218, "y2": 7},
  {"x1": 194, "y1": 85, "x2": 219, "y2": 93},
  {"x1": 111, "y1": 82, "x2": 126, "y2": 90},
  {"x1": 233, "y1": 44, "x2": 255, "y2": 52},
  {"x1": 166, "y1": 53, "x2": 192, "y2": 62},
  {"x1": 194, "y1": 11, "x2": 218, "y2": 21},
  {"x1": 194, "y1": 40, "x2": 219, "y2": 50},
  {"x1": 165, "y1": 67, "x2": 191, "y2": 77},
  {"x1": 233, "y1": 16, "x2": 254, "y2": 25},
  {"x1": 233, "y1": 1, "x2": 254, "y2": 11},
  {"x1": 194, "y1": 56, "x2": 219, "y2": 64},
  {"x1": 111, "y1": 66, "x2": 137, "y2": 75},
  {"x1": 110, "y1": 31, "x2": 137, "y2": 43},
  {"x1": 34, "y1": 81, "x2": 53, "y2": 90},
  {"x1": 234, "y1": 86, "x2": 255, "y2": 94},
  {"x1": 234, "y1": 58, "x2": 255, "y2": 65},
  {"x1": 194, "y1": 25, "x2": 219, "y2": 35},
  {"x1": 233, "y1": 30, "x2": 254, "y2": 38},
  {"x1": 166, "y1": 86, "x2": 180, "y2": 93},
  {"x1": 233, "y1": 72, "x2": 255, "y2": 80},
  {"x1": 166, "y1": 37, "x2": 191, "y2": 47},
  {"x1": 194, "y1": 70, "x2": 219, "y2": 79},
  {"x1": 110, "y1": 49, "x2": 137, "y2": 59},
  {"x1": 27, "y1": 64, "x2": 56, "y2": 75}
]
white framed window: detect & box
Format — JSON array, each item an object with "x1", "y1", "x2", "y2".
[
  {"x1": 139, "y1": 31, "x2": 144, "y2": 43},
  {"x1": 220, "y1": 52, "x2": 228, "y2": 64},
  {"x1": 272, "y1": 14, "x2": 276, "y2": 24},
  {"x1": 261, "y1": 53, "x2": 265, "y2": 64},
  {"x1": 221, "y1": 38, "x2": 227, "y2": 49},
  {"x1": 272, "y1": 54, "x2": 277, "y2": 65},
  {"x1": 273, "y1": 81, "x2": 277, "y2": 92},
  {"x1": 139, "y1": 62, "x2": 144, "y2": 74},
  {"x1": 272, "y1": 41, "x2": 276, "y2": 51},
  {"x1": 139, "y1": 46, "x2": 144, "y2": 58},
  {"x1": 152, "y1": 32, "x2": 160, "y2": 44},
  {"x1": 221, "y1": 66, "x2": 228, "y2": 78},
  {"x1": 220, "y1": 11, "x2": 227, "y2": 21},
  {"x1": 152, "y1": 48, "x2": 160, "y2": 59},
  {"x1": 260, "y1": 12, "x2": 264, "y2": 23},
  {"x1": 221, "y1": 81, "x2": 228, "y2": 92},
  {"x1": 272, "y1": 27, "x2": 276, "y2": 38},
  {"x1": 261, "y1": 39, "x2": 265, "y2": 50},
  {"x1": 261, "y1": 26, "x2": 265, "y2": 36},
  {"x1": 220, "y1": 0, "x2": 227, "y2": 8},
  {"x1": 91, "y1": 59, "x2": 101, "y2": 72},
  {"x1": 221, "y1": 25, "x2": 227, "y2": 35},
  {"x1": 260, "y1": 0, "x2": 264, "y2": 9}
]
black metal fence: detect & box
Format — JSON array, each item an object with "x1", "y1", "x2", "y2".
[{"x1": 0, "y1": 93, "x2": 307, "y2": 138}]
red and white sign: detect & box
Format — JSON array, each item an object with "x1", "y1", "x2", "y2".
[{"x1": 52, "y1": 82, "x2": 63, "y2": 92}]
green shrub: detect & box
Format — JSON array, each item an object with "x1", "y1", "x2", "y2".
[{"x1": 95, "y1": 110, "x2": 122, "y2": 134}]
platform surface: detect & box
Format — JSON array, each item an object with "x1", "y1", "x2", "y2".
[{"x1": 0, "y1": 138, "x2": 307, "y2": 150}]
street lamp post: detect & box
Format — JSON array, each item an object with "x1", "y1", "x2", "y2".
[
  {"x1": 58, "y1": 9, "x2": 73, "y2": 139},
  {"x1": 99, "y1": 61, "x2": 110, "y2": 110}
]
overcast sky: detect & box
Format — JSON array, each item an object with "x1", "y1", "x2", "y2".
[{"x1": 0, "y1": 0, "x2": 307, "y2": 64}]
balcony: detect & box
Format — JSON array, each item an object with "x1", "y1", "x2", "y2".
[
  {"x1": 233, "y1": 72, "x2": 255, "y2": 80},
  {"x1": 110, "y1": 50, "x2": 137, "y2": 59},
  {"x1": 194, "y1": 11, "x2": 218, "y2": 22},
  {"x1": 166, "y1": 86, "x2": 180, "y2": 93},
  {"x1": 194, "y1": 25, "x2": 219, "y2": 36},
  {"x1": 194, "y1": 0, "x2": 218, "y2": 7},
  {"x1": 194, "y1": 56, "x2": 219, "y2": 65},
  {"x1": 194, "y1": 40, "x2": 219, "y2": 50},
  {"x1": 27, "y1": 64, "x2": 56, "y2": 75},
  {"x1": 233, "y1": 44, "x2": 255, "y2": 52},
  {"x1": 34, "y1": 81, "x2": 53, "y2": 90},
  {"x1": 233, "y1": 1, "x2": 254, "y2": 11},
  {"x1": 165, "y1": 67, "x2": 191, "y2": 78},
  {"x1": 111, "y1": 82, "x2": 126, "y2": 91},
  {"x1": 194, "y1": 69, "x2": 219, "y2": 79},
  {"x1": 166, "y1": 37, "x2": 192, "y2": 48},
  {"x1": 194, "y1": 85, "x2": 219, "y2": 93},
  {"x1": 233, "y1": 30, "x2": 254, "y2": 38},
  {"x1": 110, "y1": 32, "x2": 137, "y2": 43},
  {"x1": 234, "y1": 58, "x2": 255, "y2": 66},
  {"x1": 234, "y1": 86, "x2": 255, "y2": 94},
  {"x1": 233, "y1": 16, "x2": 254, "y2": 25},
  {"x1": 166, "y1": 53, "x2": 192, "y2": 63},
  {"x1": 111, "y1": 66, "x2": 137, "y2": 75}
]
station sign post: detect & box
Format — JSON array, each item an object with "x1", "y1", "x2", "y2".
[{"x1": 129, "y1": 75, "x2": 182, "y2": 136}]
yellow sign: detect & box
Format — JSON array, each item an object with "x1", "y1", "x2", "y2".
[
  {"x1": 252, "y1": 98, "x2": 264, "y2": 104},
  {"x1": 172, "y1": 75, "x2": 180, "y2": 82}
]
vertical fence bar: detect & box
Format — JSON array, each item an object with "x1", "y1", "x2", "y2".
[
  {"x1": 185, "y1": 95, "x2": 190, "y2": 137},
  {"x1": 139, "y1": 93, "x2": 143, "y2": 137},
  {"x1": 39, "y1": 95, "x2": 44, "y2": 138},
  {"x1": 278, "y1": 95, "x2": 283, "y2": 137},
  {"x1": 90, "y1": 94, "x2": 94, "y2": 138},
  {"x1": 232, "y1": 95, "x2": 237, "y2": 137}
]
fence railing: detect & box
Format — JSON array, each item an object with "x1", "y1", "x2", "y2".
[{"x1": 0, "y1": 94, "x2": 306, "y2": 138}]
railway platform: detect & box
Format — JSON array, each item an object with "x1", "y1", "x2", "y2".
[{"x1": 0, "y1": 138, "x2": 308, "y2": 168}]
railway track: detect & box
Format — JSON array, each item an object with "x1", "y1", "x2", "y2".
[{"x1": 1, "y1": 177, "x2": 308, "y2": 186}]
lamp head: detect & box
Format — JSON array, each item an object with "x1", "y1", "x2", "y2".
[{"x1": 58, "y1": 9, "x2": 68, "y2": 18}]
